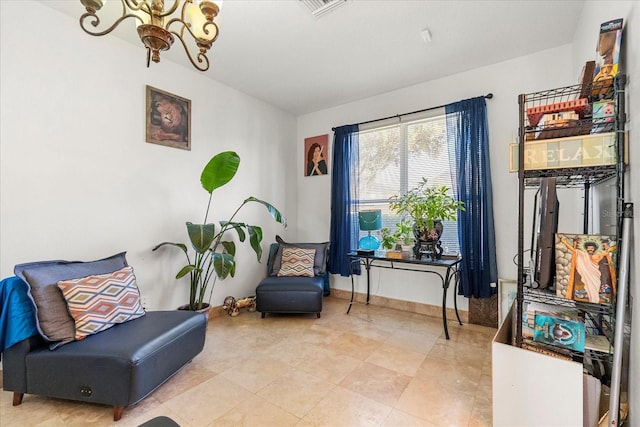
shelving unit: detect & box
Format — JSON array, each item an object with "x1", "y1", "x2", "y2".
[
  {"x1": 516, "y1": 75, "x2": 626, "y2": 342},
  {"x1": 493, "y1": 74, "x2": 630, "y2": 426}
]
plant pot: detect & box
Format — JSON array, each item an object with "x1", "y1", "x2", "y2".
[
  {"x1": 413, "y1": 220, "x2": 444, "y2": 260},
  {"x1": 177, "y1": 303, "x2": 211, "y2": 323}
]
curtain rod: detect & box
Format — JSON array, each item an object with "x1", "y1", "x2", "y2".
[{"x1": 331, "y1": 93, "x2": 493, "y2": 131}]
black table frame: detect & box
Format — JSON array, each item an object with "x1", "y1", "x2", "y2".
[{"x1": 347, "y1": 253, "x2": 463, "y2": 339}]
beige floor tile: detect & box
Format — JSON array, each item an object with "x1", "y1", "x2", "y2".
[
  {"x1": 163, "y1": 375, "x2": 253, "y2": 426},
  {"x1": 382, "y1": 408, "x2": 439, "y2": 426},
  {"x1": 365, "y1": 343, "x2": 427, "y2": 376},
  {"x1": 211, "y1": 394, "x2": 299, "y2": 426},
  {"x1": 414, "y1": 357, "x2": 482, "y2": 397},
  {"x1": 396, "y1": 377, "x2": 474, "y2": 426},
  {"x1": 301, "y1": 324, "x2": 345, "y2": 345},
  {"x1": 339, "y1": 362, "x2": 411, "y2": 407},
  {"x1": 263, "y1": 338, "x2": 327, "y2": 367},
  {"x1": 383, "y1": 328, "x2": 440, "y2": 354},
  {"x1": 151, "y1": 362, "x2": 217, "y2": 404},
  {"x1": 219, "y1": 354, "x2": 291, "y2": 393},
  {"x1": 295, "y1": 346, "x2": 363, "y2": 384},
  {"x1": 302, "y1": 385, "x2": 392, "y2": 426},
  {"x1": 257, "y1": 370, "x2": 335, "y2": 418},
  {"x1": 326, "y1": 331, "x2": 383, "y2": 360},
  {"x1": 427, "y1": 339, "x2": 488, "y2": 369}
]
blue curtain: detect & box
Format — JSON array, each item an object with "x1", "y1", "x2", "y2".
[
  {"x1": 446, "y1": 97, "x2": 498, "y2": 298},
  {"x1": 328, "y1": 125, "x2": 360, "y2": 276}
]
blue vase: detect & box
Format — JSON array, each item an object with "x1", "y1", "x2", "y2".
[{"x1": 359, "y1": 234, "x2": 380, "y2": 251}]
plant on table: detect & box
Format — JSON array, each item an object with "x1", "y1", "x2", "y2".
[
  {"x1": 389, "y1": 177, "x2": 465, "y2": 239},
  {"x1": 153, "y1": 151, "x2": 287, "y2": 311},
  {"x1": 380, "y1": 220, "x2": 414, "y2": 251}
]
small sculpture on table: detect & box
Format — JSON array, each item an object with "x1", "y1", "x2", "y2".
[{"x1": 414, "y1": 240, "x2": 443, "y2": 261}]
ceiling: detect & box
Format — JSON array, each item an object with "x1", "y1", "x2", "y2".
[{"x1": 41, "y1": 0, "x2": 585, "y2": 115}]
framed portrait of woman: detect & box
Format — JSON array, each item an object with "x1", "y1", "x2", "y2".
[
  {"x1": 304, "y1": 134, "x2": 329, "y2": 177},
  {"x1": 146, "y1": 85, "x2": 191, "y2": 150}
]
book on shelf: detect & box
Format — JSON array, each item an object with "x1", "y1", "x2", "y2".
[
  {"x1": 521, "y1": 301, "x2": 580, "y2": 339},
  {"x1": 593, "y1": 19, "x2": 623, "y2": 94},
  {"x1": 585, "y1": 334, "x2": 612, "y2": 353},
  {"x1": 533, "y1": 314, "x2": 586, "y2": 352}
]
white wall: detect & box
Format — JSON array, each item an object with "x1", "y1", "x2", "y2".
[
  {"x1": 572, "y1": 2, "x2": 639, "y2": 423},
  {"x1": 297, "y1": 45, "x2": 576, "y2": 311},
  {"x1": 0, "y1": 1, "x2": 297, "y2": 310}
]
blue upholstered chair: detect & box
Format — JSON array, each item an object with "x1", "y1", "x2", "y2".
[{"x1": 255, "y1": 237, "x2": 329, "y2": 318}]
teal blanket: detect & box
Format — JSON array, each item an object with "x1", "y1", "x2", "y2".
[{"x1": 0, "y1": 276, "x2": 38, "y2": 354}]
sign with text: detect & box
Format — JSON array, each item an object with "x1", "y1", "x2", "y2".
[{"x1": 509, "y1": 132, "x2": 626, "y2": 172}]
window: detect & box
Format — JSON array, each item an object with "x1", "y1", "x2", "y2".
[{"x1": 356, "y1": 108, "x2": 461, "y2": 255}]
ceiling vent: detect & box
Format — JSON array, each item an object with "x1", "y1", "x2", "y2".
[{"x1": 301, "y1": 0, "x2": 347, "y2": 18}]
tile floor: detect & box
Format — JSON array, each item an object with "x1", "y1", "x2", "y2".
[{"x1": 0, "y1": 296, "x2": 496, "y2": 427}]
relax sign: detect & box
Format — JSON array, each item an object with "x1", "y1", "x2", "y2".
[{"x1": 509, "y1": 132, "x2": 624, "y2": 172}]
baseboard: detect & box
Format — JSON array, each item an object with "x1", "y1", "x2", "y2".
[{"x1": 330, "y1": 288, "x2": 469, "y2": 323}]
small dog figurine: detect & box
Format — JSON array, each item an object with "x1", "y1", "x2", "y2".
[{"x1": 222, "y1": 295, "x2": 257, "y2": 317}]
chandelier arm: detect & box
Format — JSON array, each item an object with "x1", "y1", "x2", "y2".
[
  {"x1": 123, "y1": 0, "x2": 152, "y2": 13},
  {"x1": 80, "y1": 12, "x2": 144, "y2": 36},
  {"x1": 171, "y1": 31, "x2": 210, "y2": 71},
  {"x1": 157, "y1": 0, "x2": 181, "y2": 18},
  {"x1": 166, "y1": 17, "x2": 219, "y2": 46}
]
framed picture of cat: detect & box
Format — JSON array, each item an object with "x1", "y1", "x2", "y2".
[{"x1": 145, "y1": 85, "x2": 191, "y2": 150}]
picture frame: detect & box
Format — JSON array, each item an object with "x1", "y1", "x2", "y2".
[
  {"x1": 555, "y1": 233, "x2": 617, "y2": 305},
  {"x1": 498, "y1": 278, "x2": 517, "y2": 327},
  {"x1": 146, "y1": 85, "x2": 191, "y2": 150},
  {"x1": 304, "y1": 134, "x2": 329, "y2": 177}
]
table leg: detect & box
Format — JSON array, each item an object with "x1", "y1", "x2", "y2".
[
  {"x1": 347, "y1": 259, "x2": 355, "y2": 314},
  {"x1": 453, "y1": 270, "x2": 462, "y2": 325},
  {"x1": 365, "y1": 259, "x2": 371, "y2": 304},
  {"x1": 442, "y1": 277, "x2": 450, "y2": 340}
]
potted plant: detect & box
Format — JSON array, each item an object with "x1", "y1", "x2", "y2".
[
  {"x1": 394, "y1": 219, "x2": 415, "y2": 249},
  {"x1": 389, "y1": 178, "x2": 464, "y2": 259},
  {"x1": 380, "y1": 227, "x2": 396, "y2": 251},
  {"x1": 380, "y1": 220, "x2": 414, "y2": 249},
  {"x1": 153, "y1": 151, "x2": 287, "y2": 312}
]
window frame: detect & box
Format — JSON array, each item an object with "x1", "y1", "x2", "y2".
[{"x1": 354, "y1": 108, "x2": 461, "y2": 255}]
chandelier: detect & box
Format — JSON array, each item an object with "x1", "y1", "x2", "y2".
[{"x1": 79, "y1": 0, "x2": 223, "y2": 71}]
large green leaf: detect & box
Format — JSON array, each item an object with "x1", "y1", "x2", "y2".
[
  {"x1": 152, "y1": 242, "x2": 188, "y2": 255},
  {"x1": 211, "y1": 252, "x2": 235, "y2": 279},
  {"x1": 176, "y1": 264, "x2": 199, "y2": 279},
  {"x1": 221, "y1": 221, "x2": 246, "y2": 242},
  {"x1": 245, "y1": 197, "x2": 288, "y2": 227},
  {"x1": 221, "y1": 241, "x2": 236, "y2": 256},
  {"x1": 200, "y1": 151, "x2": 240, "y2": 194},
  {"x1": 186, "y1": 222, "x2": 216, "y2": 253},
  {"x1": 247, "y1": 225, "x2": 263, "y2": 261}
]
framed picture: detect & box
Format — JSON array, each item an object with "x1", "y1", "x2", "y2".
[
  {"x1": 555, "y1": 233, "x2": 617, "y2": 305},
  {"x1": 146, "y1": 85, "x2": 191, "y2": 150},
  {"x1": 498, "y1": 278, "x2": 517, "y2": 327},
  {"x1": 304, "y1": 134, "x2": 329, "y2": 176}
]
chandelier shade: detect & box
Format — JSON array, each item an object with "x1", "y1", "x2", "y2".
[{"x1": 79, "y1": 0, "x2": 222, "y2": 71}]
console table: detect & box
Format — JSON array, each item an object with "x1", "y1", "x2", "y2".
[{"x1": 347, "y1": 252, "x2": 463, "y2": 339}]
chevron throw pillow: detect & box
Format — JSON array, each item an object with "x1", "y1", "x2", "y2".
[
  {"x1": 57, "y1": 266, "x2": 145, "y2": 340},
  {"x1": 277, "y1": 247, "x2": 316, "y2": 277}
]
